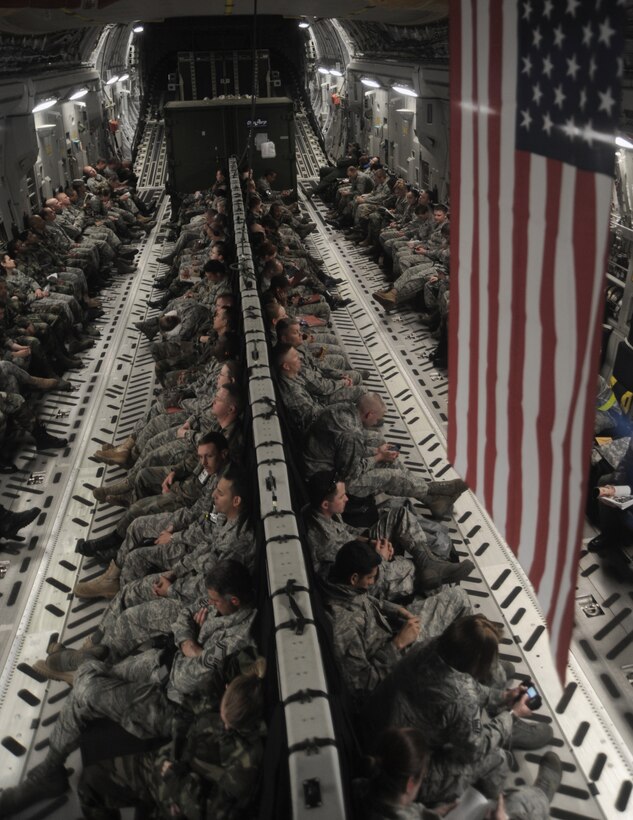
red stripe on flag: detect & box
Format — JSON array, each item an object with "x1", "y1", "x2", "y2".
[
  {"x1": 531, "y1": 159, "x2": 562, "y2": 588},
  {"x1": 505, "y1": 149, "x2": 531, "y2": 549},
  {"x1": 483, "y1": 0, "x2": 502, "y2": 510},
  {"x1": 556, "y1": 176, "x2": 614, "y2": 680},
  {"x1": 466, "y1": 0, "x2": 480, "y2": 489},
  {"x1": 548, "y1": 170, "x2": 603, "y2": 677},
  {"x1": 447, "y1": 0, "x2": 462, "y2": 465}
]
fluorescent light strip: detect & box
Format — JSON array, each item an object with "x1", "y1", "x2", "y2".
[
  {"x1": 392, "y1": 84, "x2": 418, "y2": 97},
  {"x1": 615, "y1": 136, "x2": 633, "y2": 150},
  {"x1": 32, "y1": 98, "x2": 58, "y2": 113}
]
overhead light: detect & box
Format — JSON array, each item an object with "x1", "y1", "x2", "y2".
[
  {"x1": 361, "y1": 78, "x2": 380, "y2": 88},
  {"x1": 106, "y1": 75, "x2": 120, "y2": 85},
  {"x1": 392, "y1": 84, "x2": 418, "y2": 97},
  {"x1": 32, "y1": 98, "x2": 58, "y2": 113},
  {"x1": 317, "y1": 67, "x2": 330, "y2": 75},
  {"x1": 133, "y1": 24, "x2": 144, "y2": 33},
  {"x1": 118, "y1": 73, "x2": 130, "y2": 82},
  {"x1": 330, "y1": 69, "x2": 343, "y2": 77},
  {"x1": 69, "y1": 88, "x2": 89, "y2": 100},
  {"x1": 36, "y1": 123, "x2": 57, "y2": 132},
  {"x1": 615, "y1": 136, "x2": 633, "y2": 150},
  {"x1": 298, "y1": 21, "x2": 310, "y2": 28},
  {"x1": 396, "y1": 108, "x2": 414, "y2": 113}
]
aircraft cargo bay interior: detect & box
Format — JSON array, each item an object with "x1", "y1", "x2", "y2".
[{"x1": 0, "y1": 4, "x2": 632, "y2": 820}]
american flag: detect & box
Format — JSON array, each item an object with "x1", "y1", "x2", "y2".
[{"x1": 447, "y1": 0, "x2": 625, "y2": 681}]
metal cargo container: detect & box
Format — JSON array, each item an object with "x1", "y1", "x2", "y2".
[{"x1": 164, "y1": 97, "x2": 296, "y2": 193}]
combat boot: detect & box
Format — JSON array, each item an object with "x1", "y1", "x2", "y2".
[
  {"x1": 92, "y1": 436, "x2": 136, "y2": 467},
  {"x1": 424, "y1": 478, "x2": 468, "y2": 517},
  {"x1": 76, "y1": 530, "x2": 122, "y2": 557},
  {"x1": 372, "y1": 289, "x2": 397, "y2": 309},
  {"x1": 0, "y1": 755, "x2": 68, "y2": 816},
  {"x1": 92, "y1": 476, "x2": 132, "y2": 500},
  {"x1": 508, "y1": 717, "x2": 553, "y2": 750},
  {"x1": 34, "y1": 642, "x2": 109, "y2": 684},
  {"x1": 0, "y1": 506, "x2": 41, "y2": 540},
  {"x1": 74, "y1": 559, "x2": 121, "y2": 599},
  {"x1": 416, "y1": 554, "x2": 475, "y2": 589},
  {"x1": 33, "y1": 424, "x2": 68, "y2": 451},
  {"x1": 534, "y1": 751, "x2": 562, "y2": 800}
]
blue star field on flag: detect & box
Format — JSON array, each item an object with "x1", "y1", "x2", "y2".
[{"x1": 515, "y1": 0, "x2": 625, "y2": 175}]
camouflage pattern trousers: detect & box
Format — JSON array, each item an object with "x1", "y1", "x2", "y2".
[
  {"x1": 114, "y1": 466, "x2": 195, "y2": 539},
  {"x1": 98, "y1": 572, "x2": 184, "y2": 661},
  {"x1": 48, "y1": 655, "x2": 174, "y2": 760},
  {"x1": 117, "y1": 511, "x2": 196, "y2": 583},
  {"x1": 132, "y1": 411, "x2": 188, "y2": 458},
  {"x1": 393, "y1": 261, "x2": 436, "y2": 303},
  {"x1": 346, "y1": 460, "x2": 429, "y2": 501},
  {"x1": 408, "y1": 587, "x2": 472, "y2": 643}
]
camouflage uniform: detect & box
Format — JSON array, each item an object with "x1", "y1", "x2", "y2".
[
  {"x1": 78, "y1": 712, "x2": 266, "y2": 820},
  {"x1": 97, "y1": 519, "x2": 256, "y2": 660},
  {"x1": 278, "y1": 372, "x2": 364, "y2": 435},
  {"x1": 354, "y1": 181, "x2": 392, "y2": 226},
  {"x1": 323, "y1": 580, "x2": 470, "y2": 702},
  {"x1": 45, "y1": 606, "x2": 257, "y2": 760},
  {"x1": 119, "y1": 512, "x2": 254, "y2": 585},
  {"x1": 367, "y1": 194, "x2": 406, "y2": 244},
  {"x1": 0, "y1": 360, "x2": 49, "y2": 393},
  {"x1": 125, "y1": 360, "x2": 221, "y2": 442},
  {"x1": 11, "y1": 264, "x2": 80, "y2": 323},
  {"x1": 390, "y1": 219, "x2": 434, "y2": 274},
  {"x1": 335, "y1": 170, "x2": 375, "y2": 219},
  {"x1": 393, "y1": 251, "x2": 449, "y2": 306},
  {"x1": 122, "y1": 418, "x2": 240, "y2": 495},
  {"x1": 304, "y1": 403, "x2": 430, "y2": 500},
  {"x1": 0, "y1": 390, "x2": 26, "y2": 441},
  {"x1": 361, "y1": 639, "x2": 512, "y2": 803},
  {"x1": 303, "y1": 506, "x2": 455, "y2": 599},
  {"x1": 301, "y1": 348, "x2": 363, "y2": 388},
  {"x1": 112, "y1": 463, "x2": 216, "y2": 539},
  {"x1": 113, "y1": 485, "x2": 218, "y2": 566}
]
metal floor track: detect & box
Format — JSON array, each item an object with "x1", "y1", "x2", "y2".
[
  {"x1": 0, "y1": 201, "x2": 175, "y2": 819},
  {"x1": 293, "y1": 109, "x2": 633, "y2": 818}
]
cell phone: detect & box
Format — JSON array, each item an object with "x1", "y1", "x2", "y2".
[
  {"x1": 140, "y1": 537, "x2": 156, "y2": 546},
  {"x1": 525, "y1": 683, "x2": 542, "y2": 710},
  {"x1": 389, "y1": 443, "x2": 401, "y2": 451}
]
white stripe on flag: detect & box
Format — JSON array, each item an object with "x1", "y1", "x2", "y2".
[
  {"x1": 516, "y1": 155, "x2": 548, "y2": 570},
  {"x1": 475, "y1": 0, "x2": 491, "y2": 494},
  {"x1": 453, "y1": 0, "x2": 475, "y2": 482},
  {"x1": 538, "y1": 162, "x2": 578, "y2": 613},
  {"x1": 550, "y1": 173, "x2": 613, "y2": 649},
  {"x1": 492, "y1": 0, "x2": 518, "y2": 533}
]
